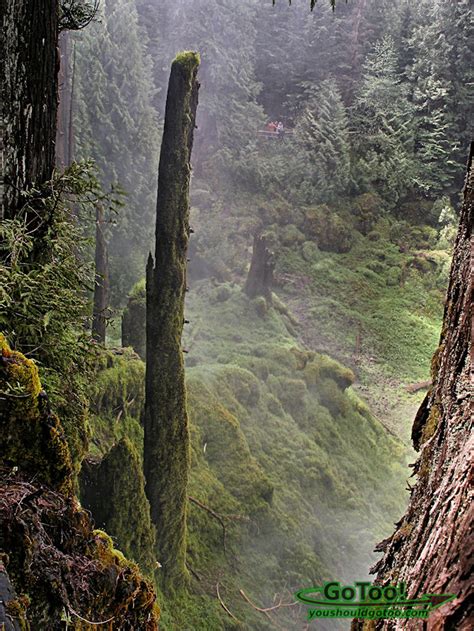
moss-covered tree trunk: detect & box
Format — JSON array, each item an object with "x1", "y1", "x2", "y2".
[
  {"x1": 244, "y1": 233, "x2": 274, "y2": 303},
  {"x1": 92, "y1": 204, "x2": 110, "y2": 344},
  {"x1": 353, "y1": 143, "x2": 473, "y2": 631},
  {"x1": 1, "y1": 0, "x2": 59, "y2": 222},
  {"x1": 144, "y1": 52, "x2": 200, "y2": 594}
]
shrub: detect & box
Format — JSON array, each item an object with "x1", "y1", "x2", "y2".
[{"x1": 304, "y1": 205, "x2": 354, "y2": 253}]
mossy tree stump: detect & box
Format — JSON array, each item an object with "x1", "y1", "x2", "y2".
[
  {"x1": 144, "y1": 51, "x2": 200, "y2": 594},
  {"x1": 244, "y1": 233, "x2": 275, "y2": 304}
]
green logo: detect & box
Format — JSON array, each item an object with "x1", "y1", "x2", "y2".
[{"x1": 294, "y1": 581, "x2": 456, "y2": 621}]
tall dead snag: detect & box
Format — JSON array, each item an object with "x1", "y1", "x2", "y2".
[
  {"x1": 244, "y1": 233, "x2": 274, "y2": 303},
  {"x1": 353, "y1": 144, "x2": 473, "y2": 631},
  {"x1": 2, "y1": 0, "x2": 59, "y2": 223},
  {"x1": 91, "y1": 204, "x2": 109, "y2": 344},
  {"x1": 144, "y1": 51, "x2": 200, "y2": 594}
]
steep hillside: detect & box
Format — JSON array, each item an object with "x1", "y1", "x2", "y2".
[
  {"x1": 186, "y1": 181, "x2": 450, "y2": 443},
  {"x1": 100, "y1": 282, "x2": 408, "y2": 629}
]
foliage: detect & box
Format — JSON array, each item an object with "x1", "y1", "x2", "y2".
[
  {"x1": 0, "y1": 161, "x2": 121, "y2": 470},
  {"x1": 351, "y1": 36, "x2": 417, "y2": 205},
  {"x1": 292, "y1": 80, "x2": 351, "y2": 203},
  {"x1": 74, "y1": 0, "x2": 159, "y2": 302}
]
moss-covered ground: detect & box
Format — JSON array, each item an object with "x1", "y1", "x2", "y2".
[
  {"x1": 186, "y1": 184, "x2": 449, "y2": 444},
  {"x1": 93, "y1": 181, "x2": 449, "y2": 628},
  {"x1": 92, "y1": 281, "x2": 409, "y2": 629}
]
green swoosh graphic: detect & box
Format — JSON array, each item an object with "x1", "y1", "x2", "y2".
[{"x1": 294, "y1": 588, "x2": 456, "y2": 610}]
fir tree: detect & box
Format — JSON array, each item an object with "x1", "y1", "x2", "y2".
[
  {"x1": 74, "y1": 0, "x2": 158, "y2": 301},
  {"x1": 351, "y1": 36, "x2": 416, "y2": 205},
  {"x1": 294, "y1": 79, "x2": 351, "y2": 202}
]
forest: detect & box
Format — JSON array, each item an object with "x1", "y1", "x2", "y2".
[{"x1": 0, "y1": 0, "x2": 472, "y2": 630}]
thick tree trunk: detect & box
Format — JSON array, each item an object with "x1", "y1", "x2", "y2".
[
  {"x1": 2, "y1": 0, "x2": 59, "y2": 221},
  {"x1": 144, "y1": 51, "x2": 200, "y2": 594},
  {"x1": 353, "y1": 143, "x2": 473, "y2": 631},
  {"x1": 244, "y1": 233, "x2": 274, "y2": 303},
  {"x1": 56, "y1": 31, "x2": 74, "y2": 169},
  {"x1": 91, "y1": 204, "x2": 109, "y2": 344}
]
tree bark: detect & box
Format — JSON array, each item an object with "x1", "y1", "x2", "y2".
[
  {"x1": 2, "y1": 0, "x2": 59, "y2": 222},
  {"x1": 144, "y1": 51, "x2": 200, "y2": 594},
  {"x1": 56, "y1": 31, "x2": 75, "y2": 169},
  {"x1": 353, "y1": 143, "x2": 473, "y2": 631},
  {"x1": 91, "y1": 204, "x2": 109, "y2": 344},
  {"x1": 244, "y1": 233, "x2": 274, "y2": 303}
]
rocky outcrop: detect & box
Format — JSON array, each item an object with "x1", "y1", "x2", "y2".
[{"x1": 0, "y1": 336, "x2": 159, "y2": 629}]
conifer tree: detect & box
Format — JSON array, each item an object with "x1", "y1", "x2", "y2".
[
  {"x1": 295, "y1": 79, "x2": 350, "y2": 202},
  {"x1": 74, "y1": 0, "x2": 158, "y2": 300},
  {"x1": 351, "y1": 36, "x2": 416, "y2": 204},
  {"x1": 405, "y1": 0, "x2": 473, "y2": 196},
  {"x1": 144, "y1": 52, "x2": 200, "y2": 595}
]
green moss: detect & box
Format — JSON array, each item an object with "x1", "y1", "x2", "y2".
[
  {"x1": 173, "y1": 50, "x2": 201, "y2": 72},
  {"x1": 0, "y1": 334, "x2": 73, "y2": 494},
  {"x1": 88, "y1": 348, "x2": 145, "y2": 458},
  {"x1": 1, "y1": 469, "x2": 159, "y2": 630},
  {"x1": 317, "y1": 377, "x2": 350, "y2": 417},
  {"x1": 80, "y1": 438, "x2": 157, "y2": 576},
  {"x1": 82, "y1": 277, "x2": 410, "y2": 629},
  {"x1": 122, "y1": 279, "x2": 146, "y2": 359},
  {"x1": 304, "y1": 353, "x2": 355, "y2": 391},
  {"x1": 421, "y1": 404, "x2": 440, "y2": 444},
  {"x1": 188, "y1": 374, "x2": 273, "y2": 512}
]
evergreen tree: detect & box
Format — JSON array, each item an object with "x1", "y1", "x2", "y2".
[
  {"x1": 294, "y1": 79, "x2": 350, "y2": 202},
  {"x1": 156, "y1": 0, "x2": 264, "y2": 187},
  {"x1": 74, "y1": 0, "x2": 158, "y2": 301},
  {"x1": 406, "y1": 0, "x2": 473, "y2": 196},
  {"x1": 351, "y1": 36, "x2": 416, "y2": 205}
]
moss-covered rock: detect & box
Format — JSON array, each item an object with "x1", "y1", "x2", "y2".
[
  {"x1": 303, "y1": 353, "x2": 355, "y2": 391},
  {"x1": 0, "y1": 334, "x2": 73, "y2": 495},
  {"x1": 80, "y1": 438, "x2": 157, "y2": 577},
  {"x1": 0, "y1": 468, "x2": 159, "y2": 630},
  {"x1": 304, "y1": 204, "x2": 354, "y2": 253},
  {"x1": 88, "y1": 348, "x2": 145, "y2": 459}
]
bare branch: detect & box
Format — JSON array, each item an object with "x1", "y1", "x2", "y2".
[
  {"x1": 59, "y1": 1, "x2": 100, "y2": 32},
  {"x1": 216, "y1": 583, "x2": 240, "y2": 623}
]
